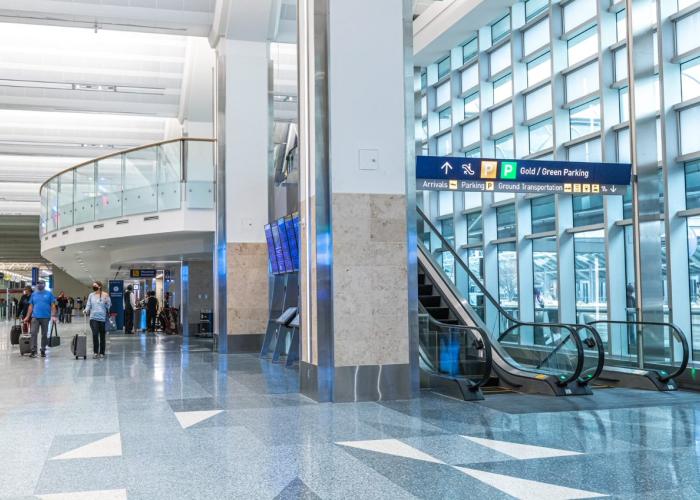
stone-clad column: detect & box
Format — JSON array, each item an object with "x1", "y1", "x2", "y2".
[
  {"x1": 297, "y1": 0, "x2": 417, "y2": 402},
  {"x1": 214, "y1": 38, "x2": 270, "y2": 353}
]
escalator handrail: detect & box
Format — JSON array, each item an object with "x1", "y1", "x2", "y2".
[
  {"x1": 587, "y1": 320, "x2": 689, "y2": 382},
  {"x1": 499, "y1": 322, "x2": 584, "y2": 386},
  {"x1": 572, "y1": 324, "x2": 606, "y2": 384},
  {"x1": 418, "y1": 312, "x2": 493, "y2": 391},
  {"x1": 418, "y1": 206, "x2": 512, "y2": 323}
]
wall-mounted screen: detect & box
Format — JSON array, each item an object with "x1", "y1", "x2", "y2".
[
  {"x1": 277, "y1": 217, "x2": 294, "y2": 272},
  {"x1": 264, "y1": 224, "x2": 280, "y2": 274},
  {"x1": 284, "y1": 215, "x2": 299, "y2": 271},
  {"x1": 270, "y1": 222, "x2": 287, "y2": 273}
]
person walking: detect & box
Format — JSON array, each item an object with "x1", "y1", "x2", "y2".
[
  {"x1": 66, "y1": 296, "x2": 74, "y2": 323},
  {"x1": 23, "y1": 280, "x2": 57, "y2": 358},
  {"x1": 146, "y1": 291, "x2": 158, "y2": 333},
  {"x1": 84, "y1": 281, "x2": 111, "y2": 359},
  {"x1": 123, "y1": 285, "x2": 135, "y2": 334},
  {"x1": 56, "y1": 292, "x2": 68, "y2": 323},
  {"x1": 16, "y1": 286, "x2": 32, "y2": 333}
]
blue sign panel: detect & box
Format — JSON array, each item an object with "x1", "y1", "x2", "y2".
[
  {"x1": 109, "y1": 280, "x2": 124, "y2": 330},
  {"x1": 264, "y1": 224, "x2": 280, "y2": 274},
  {"x1": 130, "y1": 269, "x2": 157, "y2": 279},
  {"x1": 284, "y1": 216, "x2": 299, "y2": 272},
  {"x1": 417, "y1": 156, "x2": 632, "y2": 195},
  {"x1": 270, "y1": 222, "x2": 287, "y2": 273},
  {"x1": 277, "y1": 218, "x2": 294, "y2": 272},
  {"x1": 31, "y1": 267, "x2": 39, "y2": 286}
]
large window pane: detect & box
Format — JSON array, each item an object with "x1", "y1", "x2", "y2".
[
  {"x1": 575, "y1": 230, "x2": 607, "y2": 323},
  {"x1": 619, "y1": 86, "x2": 629, "y2": 122},
  {"x1": 437, "y1": 56, "x2": 451, "y2": 78},
  {"x1": 74, "y1": 163, "x2": 95, "y2": 225},
  {"x1": 158, "y1": 141, "x2": 182, "y2": 211},
  {"x1": 617, "y1": 127, "x2": 631, "y2": 164},
  {"x1": 533, "y1": 236, "x2": 559, "y2": 331},
  {"x1": 526, "y1": 0, "x2": 549, "y2": 20},
  {"x1": 614, "y1": 47, "x2": 628, "y2": 82},
  {"x1": 463, "y1": 37, "x2": 478, "y2": 62},
  {"x1": 464, "y1": 192, "x2": 482, "y2": 210},
  {"x1": 677, "y1": 9, "x2": 700, "y2": 55},
  {"x1": 436, "y1": 80, "x2": 451, "y2": 107},
  {"x1": 490, "y1": 43, "x2": 511, "y2": 76},
  {"x1": 421, "y1": 95, "x2": 427, "y2": 116},
  {"x1": 493, "y1": 74, "x2": 512, "y2": 103},
  {"x1": 439, "y1": 190, "x2": 454, "y2": 216},
  {"x1": 568, "y1": 27, "x2": 598, "y2": 66},
  {"x1": 437, "y1": 133, "x2": 452, "y2": 155},
  {"x1": 564, "y1": 0, "x2": 596, "y2": 32},
  {"x1": 492, "y1": 14, "x2": 511, "y2": 43},
  {"x1": 686, "y1": 160, "x2": 700, "y2": 210},
  {"x1": 492, "y1": 103, "x2": 513, "y2": 134},
  {"x1": 566, "y1": 61, "x2": 599, "y2": 102},
  {"x1": 616, "y1": 9, "x2": 626, "y2": 42},
  {"x1": 462, "y1": 120, "x2": 480, "y2": 148},
  {"x1": 495, "y1": 134, "x2": 514, "y2": 159},
  {"x1": 688, "y1": 215, "x2": 700, "y2": 356},
  {"x1": 95, "y1": 157, "x2": 123, "y2": 220},
  {"x1": 682, "y1": 57, "x2": 700, "y2": 101},
  {"x1": 497, "y1": 204, "x2": 516, "y2": 239},
  {"x1": 529, "y1": 119, "x2": 553, "y2": 154},
  {"x1": 58, "y1": 170, "x2": 74, "y2": 229},
  {"x1": 464, "y1": 92, "x2": 480, "y2": 119},
  {"x1": 466, "y1": 211, "x2": 483, "y2": 243},
  {"x1": 569, "y1": 99, "x2": 600, "y2": 138},
  {"x1": 680, "y1": 105, "x2": 700, "y2": 155},
  {"x1": 498, "y1": 242, "x2": 518, "y2": 312},
  {"x1": 526, "y1": 84, "x2": 552, "y2": 119},
  {"x1": 461, "y1": 64, "x2": 479, "y2": 93},
  {"x1": 123, "y1": 147, "x2": 157, "y2": 216},
  {"x1": 528, "y1": 54, "x2": 551, "y2": 90},
  {"x1": 531, "y1": 195, "x2": 556, "y2": 233},
  {"x1": 573, "y1": 195, "x2": 604, "y2": 226},
  {"x1": 524, "y1": 17, "x2": 550, "y2": 56},
  {"x1": 438, "y1": 107, "x2": 452, "y2": 131},
  {"x1": 568, "y1": 137, "x2": 602, "y2": 162}
]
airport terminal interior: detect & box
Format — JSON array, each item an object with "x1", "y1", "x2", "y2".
[{"x1": 4, "y1": 0, "x2": 700, "y2": 498}]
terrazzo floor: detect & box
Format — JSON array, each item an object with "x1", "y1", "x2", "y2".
[{"x1": 2, "y1": 320, "x2": 700, "y2": 499}]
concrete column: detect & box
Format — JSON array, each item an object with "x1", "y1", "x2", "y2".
[
  {"x1": 298, "y1": 0, "x2": 416, "y2": 402},
  {"x1": 215, "y1": 38, "x2": 271, "y2": 353}
]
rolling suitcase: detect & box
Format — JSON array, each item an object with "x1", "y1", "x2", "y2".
[
  {"x1": 10, "y1": 319, "x2": 22, "y2": 345},
  {"x1": 19, "y1": 333, "x2": 31, "y2": 356},
  {"x1": 71, "y1": 334, "x2": 87, "y2": 360}
]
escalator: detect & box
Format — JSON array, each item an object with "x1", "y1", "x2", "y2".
[{"x1": 417, "y1": 207, "x2": 605, "y2": 396}]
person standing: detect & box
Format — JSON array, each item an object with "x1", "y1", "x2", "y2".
[
  {"x1": 84, "y1": 281, "x2": 111, "y2": 359},
  {"x1": 123, "y1": 285, "x2": 135, "y2": 334},
  {"x1": 56, "y1": 292, "x2": 68, "y2": 323},
  {"x1": 146, "y1": 291, "x2": 158, "y2": 333},
  {"x1": 16, "y1": 286, "x2": 32, "y2": 333},
  {"x1": 66, "y1": 296, "x2": 74, "y2": 323},
  {"x1": 23, "y1": 280, "x2": 57, "y2": 358}
]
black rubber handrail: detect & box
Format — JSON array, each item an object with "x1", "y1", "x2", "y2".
[
  {"x1": 419, "y1": 311, "x2": 493, "y2": 392},
  {"x1": 418, "y1": 206, "x2": 602, "y2": 385},
  {"x1": 572, "y1": 324, "x2": 606, "y2": 385},
  {"x1": 587, "y1": 320, "x2": 689, "y2": 382},
  {"x1": 499, "y1": 322, "x2": 584, "y2": 386}
]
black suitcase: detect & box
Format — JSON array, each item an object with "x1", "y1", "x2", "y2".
[
  {"x1": 10, "y1": 321, "x2": 21, "y2": 345},
  {"x1": 19, "y1": 333, "x2": 31, "y2": 356}
]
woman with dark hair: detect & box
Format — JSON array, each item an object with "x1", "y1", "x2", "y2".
[{"x1": 84, "y1": 281, "x2": 111, "y2": 359}]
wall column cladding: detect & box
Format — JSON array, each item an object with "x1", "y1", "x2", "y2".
[
  {"x1": 218, "y1": 38, "x2": 270, "y2": 353},
  {"x1": 298, "y1": 0, "x2": 416, "y2": 402}
]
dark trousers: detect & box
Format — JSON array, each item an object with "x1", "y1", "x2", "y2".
[
  {"x1": 124, "y1": 308, "x2": 134, "y2": 334},
  {"x1": 146, "y1": 309, "x2": 157, "y2": 332},
  {"x1": 30, "y1": 317, "x2": 49, "y2": 354},
  {"x1": 58, "y1": 307, "x2": 66, "y2": 323},
  {"x1": 89, "y1": 319, "x2": 106, "y2": 355}
]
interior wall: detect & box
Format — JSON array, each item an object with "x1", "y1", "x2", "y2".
[{"x1": 51, "y1": 266, "x2": 90, "y2": 299}]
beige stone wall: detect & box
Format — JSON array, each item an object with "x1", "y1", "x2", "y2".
[
  {"x1": 226, "y1": 242, "x2": 269, "y2": 335},
  {"x1": 332, "y1": 193, "x2": 409, "y2": 367}
]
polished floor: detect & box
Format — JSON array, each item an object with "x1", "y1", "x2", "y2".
[{"x1": 2, "y1": 321, "x2": 700, "y2": 499}]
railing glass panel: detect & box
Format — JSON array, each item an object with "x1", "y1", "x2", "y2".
[
  {"x1": 157, "y1": 141, "x2": 182, "y2": 211},
  {"x1": 74, "y1": 163, "x2": 96, "y2": 225},
  {"x1": 58, "y1": 170, "x2": 74, "y2": 229},
  {"x1": 124, "y1": 147, "x2": 157, "y2": 216},
  {"x1": 39, "y1": 185, "x2": 47, "y2": 236},
  {"x1": 47, "y1": 178, "x2": 58, "y2": 233},
  {"x1": 186, "y1": 140, "x2": 214, "y2": 209},
  {"x1": 96, "y1": 157, "x2": 123, "y2": 220}
]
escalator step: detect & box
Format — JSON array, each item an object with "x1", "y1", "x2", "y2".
[
  {"x1": 425, "y1": 306, "x2": 450, "y2": 320},
  {"x1": 417, "y1": 273, "x2": 426, "y2": 285},
  {"x1": 418, "y1": 284, "x2": 433, "y2": 296},
  {"x1": 418, "y1": 295, "x2": 441, "y2": 308}
]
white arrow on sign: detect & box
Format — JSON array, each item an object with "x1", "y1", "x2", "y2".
[
  {"x1": 610, "y1": 186, "x2": 617, "y2": 193},
  {"x1": 441, "y1": 162, "x2": 453, "y2": 175}
]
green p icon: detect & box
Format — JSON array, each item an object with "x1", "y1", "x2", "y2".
[{"x1": 501, "y1": 161, "x2": 517, "y2": 180}]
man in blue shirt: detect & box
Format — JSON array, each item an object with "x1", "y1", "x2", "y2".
[{"x1": 23, "y1": 280, "x2": 57, "y2": 358}]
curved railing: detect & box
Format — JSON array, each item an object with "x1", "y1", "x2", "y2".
[
  {"x1": 39, "y1": 138, "x2": 215, "y2": 236},
  {"x1": 588, "y1": 320, "x2": 689, "y2": 382}
]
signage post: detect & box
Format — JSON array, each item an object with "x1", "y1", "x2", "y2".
[{"x1": 109, "y1": 280, "x2": 124, "y2": 330}]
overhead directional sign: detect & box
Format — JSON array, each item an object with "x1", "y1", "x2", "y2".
[{"x1": 417, "y1": 156, "x2": 632, "y2": 195}]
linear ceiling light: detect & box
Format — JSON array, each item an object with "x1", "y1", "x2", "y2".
[{"x1": 0, "y1": 79, "x2": 73, "y2": 90}]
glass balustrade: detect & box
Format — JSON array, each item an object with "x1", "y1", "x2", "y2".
[{"x1": 39, "y1": 139, "x2": 215, "y2": 236}]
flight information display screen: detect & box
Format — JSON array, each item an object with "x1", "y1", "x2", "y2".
[
  {"x1": 284, "y1": 216, "x2": 299, "y2": 271},
  {"x1": 277, "y1": 218, "x2": 294, "y2": 272},
  {"x1": 264, "y1": 224, "x2": 280, "y2": 274},
  {"x1": 270, "y1": 222, "x2": 287, "y2": 273}
]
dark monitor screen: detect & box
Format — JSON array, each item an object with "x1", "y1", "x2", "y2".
[
  {"x1": 277, "y1": 218, "x2": 294, "y2": 273},
  {"x1": 270, "y1": 222, "x2": 287, "y2": 273},
  {"x1": 284, "y1": 216, "x2": 299, "y2": 271},
  {"x1": 264, "y1": 224, "x2": 280, "y2": 275},
  {"x1": 292, "y1": 212, "x2": 300, "y2": 266}
]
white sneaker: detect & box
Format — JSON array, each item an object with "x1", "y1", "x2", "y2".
[{"x1": 93, "y1": 354, "x2": 99, "y2": 359}]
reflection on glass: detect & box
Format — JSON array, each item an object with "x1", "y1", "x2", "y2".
[
  {"x1": 569, "y1": 99, "x2": 601, "y2": 139},
  {"x1": 437, "y1": 56, "x2": 451, "y2": 79},
  {"x1": 58, "y1": 170, "x2": 74, "y2": 229},
  {"x1": 688, "y1": 216, "x2": 700, "y2": 357},
  {"x1": 186, "y1": 140, "x2": 215, "y2": 209},
  {"x1": 568, "y1": 27, "x2": 598, "y2": 66},
  {"x1": 124, "y1": 147, "x2": 157, "y2": 216},
  {"x1": 533, "y1": 236, "x2": 559, "y2": 344},
  {"x1": 466, "y1": 211, "x2": 483, "y2": 243},
  {"x1": 462, "y1": 37, "x2": 478, "y2": 62},
  {"x1": 527, "y1": 52, "x2": 551, "y2": 86},
  {"x1": 497, "y1": 204, "x2": 516, "y2": 239},
  {"x1": 529, "y1": 119, "x2": 553, "y2": 154},
  {"x1": 574, "y1": 230, "x2": 607, "y2": 328},
  {"x1": 495, "y1": 134, "x2": 514, "y2": 159},
  {"x1": 573, "y1": 195, "x2": 604, "y2": 227},
  {"x1": 531, "y1": 195, "x2": 555, "y2": 233},
  {"x1": 463, "y1": 92, "x2": 480, "y2": 119},
  {"x1": 438, "y1": 107, "x2": 452, "y2": 131},
  {"x1": 47, "y1": 178, "x2": 58, "y2": 232},
  {"x1": 158, "y1": 141, "x2": 182, "y2": 211},
  {"x1": 493, "y1": 74, "x2": 512, "y2": 104},
  {"x1": 74, "y1": 163, "x2": 95, "y2": 224},
  {"x1": 526, "y1": 0, "x2": 549, "y2": 20},
  {"x1": 491, "y1": 14, "x2": 511, "y2": 43},
  {"x1": 498, "y1": 242, "x2": 518, "y2": 312},
  {"x1": 96, "y1": 157, "x2": 122, "y2": 220}
]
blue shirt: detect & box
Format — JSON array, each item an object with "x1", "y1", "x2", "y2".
[
  {"x1": 29, "y1": 290, "x2": 56, "y2": 319},
  {"x1": 85, "y1": 292, "x2": 111, "y2": 322}
]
